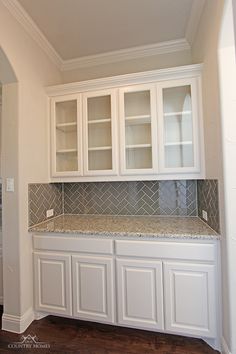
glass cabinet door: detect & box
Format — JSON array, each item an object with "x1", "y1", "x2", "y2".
[
  {"x1": 51, "y1": 94, "x2": 82, "y2": 176},
  {"x1": 119, "y1": 85, "x2": 158, "y2": 174},
  {"x1": 83, "y1": 89, "x2": 117, "y2": 175},
  {"x1": 158, "y1": 79, "x2": 199, "y2": 173}
]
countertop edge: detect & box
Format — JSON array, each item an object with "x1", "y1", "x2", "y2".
[
  {"x1": 28, "y1": 214, "x2": 220, "y2": 241},
  {"x1": 28, "y1": 229, "x2": 220, "y2": 241}
]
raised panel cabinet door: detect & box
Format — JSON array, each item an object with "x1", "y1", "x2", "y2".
[
  {"x1": 34, "y1": 252, "x2": 72, "y2": 316},
  {"x1": 72, "y1": 255, "x2": 115, "y2": 324},
  {"x1": 51, "y1": 93, "x2": 83, "y2": 177},
  {"x1": 83, "y1": 89, "x2": 118, "y2": 176},
  {"x1": 164, "y1": 262, "x2": 216, "y2": 338},
  {"x1": 157, "y1": 78, "x2": 201, "y2": 174},
  {"x1": 119, "y1": 84, "x2": 158, "y2": 175},
  {"x1": 116, "y1": 258, "x2": 164, "y2": 330}
]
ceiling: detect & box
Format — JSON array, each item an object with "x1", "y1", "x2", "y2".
[{"x1": 17, "y1": 0, "x2": 203, "y2": 61}]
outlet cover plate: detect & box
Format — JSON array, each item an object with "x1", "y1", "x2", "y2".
[
  {"x1": 46, "y1": 209, "x2": 54, "y2": 218},
  {"x1": 202, "y1": 210, "x2": 208, "y2": 221}
]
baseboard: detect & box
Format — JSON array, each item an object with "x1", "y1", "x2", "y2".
[
  {"x1": 34, "y1": 311, "x2": 48, "y2": 320},
  {"x1": 221, "y1": 337, "x2": 232, "y2": 354},
  {"x1": 203, "y1": 337, "x2": 221, "y2": 352},
  {"x1": 2, "y1": 307, "x2": 34, "y2": 333}
]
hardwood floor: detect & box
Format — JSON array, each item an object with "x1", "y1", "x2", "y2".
[{"x1": 0, "y1": 307, "x2": 219, "y2": 354}]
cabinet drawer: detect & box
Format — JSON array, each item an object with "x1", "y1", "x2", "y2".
[
  {"x1": 33, "y1": 235, "x2": 113, "y2": 254},
  {"x1": 115, "y1": 240, "x2": 215, "y2": 261}
]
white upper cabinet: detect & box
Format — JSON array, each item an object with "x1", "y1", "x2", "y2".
[
  {"x1": 119, "y1": 84, "x2": 158, "y2": 175},
  {"x1": 157, "y1": 78, "x2": 200, "y2": 174},
  {"x1": 83, "y1": 89, "x2": 118, "y2": 176},
  {"x1": 48, "y1": 64, "x2": 204, "y2": 181},
  {"x1": 51, "y1": 94, "x2": 82, "y2": 177}
]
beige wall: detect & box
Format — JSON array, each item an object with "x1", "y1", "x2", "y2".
[
  {"x1": 62, "y1": 49, "x2": 192, "y2": 83},
  {"x1": 0, "y1": 0, "x2": 61, "y2": 325},
  {"x1": 1, "y1": 83, "x2": 20, "y2": 315},
  {"x1": 0, "y1": 85, "x2": 1, "y2": 176},
  {"x1": 192, "y1": 0, "x2": 231, "y2": 350},
  {"x1": 218, "y1": 1, "x2": 236, "y2": 352},
  {"x1": 192, "y1": 0, "x2": 224, "y2": 180}
]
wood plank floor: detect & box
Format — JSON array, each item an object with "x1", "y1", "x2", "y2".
[{"x1": 0, "y1": 308, "x2": 219, "y2": 354}]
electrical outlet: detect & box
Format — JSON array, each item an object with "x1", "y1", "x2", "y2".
[
  {"x1": 6, "y1": 177, "x2": 14, "y2": 192},
  {"x1": 46, "y1": 209, "x2": 54, "y2": 218},
  {"x1": 202, "y1": 210, "x2": 208, "y2": 221}
]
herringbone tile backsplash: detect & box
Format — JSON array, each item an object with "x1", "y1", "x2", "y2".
[
  {"x1": 28, "y1": 179, "x2": 220, "y2": 233},
  {"x1": 28, "y1": 183, "x2": 63, "y2": 227},
  {"x1": 63, "y1": 181, "x2": 197, "y2": 216},
  {"x1": 197, "y1": 180, "x2": 220, "y2": 233}
]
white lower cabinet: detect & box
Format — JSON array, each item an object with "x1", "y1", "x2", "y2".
[
  {"x1": 33, "y1": 236, "x2": 219, "y2": 346},
  {"x1": 72, "y1": 255, "x2": 115, "y2": 323},
  {"x1": 116, "y1": 258, "x2": 164, "y2": 330},
  {"x1": 164, "y1": 262, "x2": 216, "y2": 338},
  {"x1": 34, "y1": 252, "x2": 72, "y2": 316}
]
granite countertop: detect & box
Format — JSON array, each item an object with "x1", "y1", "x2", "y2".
[{"x1": 29, "y1": 214, "x2": 220, "y2": 240}]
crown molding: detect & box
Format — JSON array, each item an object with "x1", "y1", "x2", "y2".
[
  {"x1": 185, "y1": 0, "x2": 206, "y2": 45},
  {"x1": 1, "y1": 0, "x2": 63, "y2": 69},
  {"x1": 61, "y1": 39, "x2": 190, "y2": 71},
  {"x1": 2, "y1": 0, "x2": 191, "y2": 73},
  {"x1": 46, "y1": 64, "x2": 203, "y2": 97}
]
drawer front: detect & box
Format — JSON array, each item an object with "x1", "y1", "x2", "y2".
[
  {"x1": 115, "y1": 240, "x2": 215, "y2": 261},
  {"x1": 33, "y1": 235, "x2": 113, "y2": 255}
]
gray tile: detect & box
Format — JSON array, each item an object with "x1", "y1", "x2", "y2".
[
  {"x1": 29, "y1": 180, "x2": 213, "y2": 229},
  {"x1": 197, "y1": 179, "x2": 220, "y2": 233},
  {"x1": 28, "y1": 183, "x2": 63, "y2": 226},
  {"x1": 63, "y1": 180, "x2": 197, "y2": 216}
]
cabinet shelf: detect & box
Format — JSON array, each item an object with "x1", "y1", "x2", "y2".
[
  {"x1": 88, "y1": 146, "x2": 112, "y2": 151},
  {"x1": 56, "y1": 149, "x2": 77, "y2": 154},
  {"x1": 88, "y1": 118, "x2": 111, "y2": 124},
  {"x1": 126, "y1": 144, "x2": 152, "y2": 149},
  {"x1": 56, "y1": 122, "x2": 77, "y2": 132},
  {"x1": 164, "y1": 111, "x2": 192, "y2": 117},
  {"x1": 125, "y1": 115, "x2": 151, "y2": 125},
  {"x1": 165, "y1": 141, "x2": 193, "y2": 147}
]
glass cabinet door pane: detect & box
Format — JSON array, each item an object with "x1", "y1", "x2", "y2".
[
  {"x1": 88, "y1": 95, "x2": 111, "y2": 121},
  {"x1": 87, "y1": 95, "x2": 113, "y2": 171},
  {"x1": 55, "y1": 100, "x2": 78, "y2": 172},
  {"x1": 124, "y1": 91, "x2": 151, "y2": 117},
  {"x1": 124, "y1": 90, "x2": 152, "y2": 170},
  {"x1": 163, "y1": 85, "x2": 194, "y2": 168}
]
